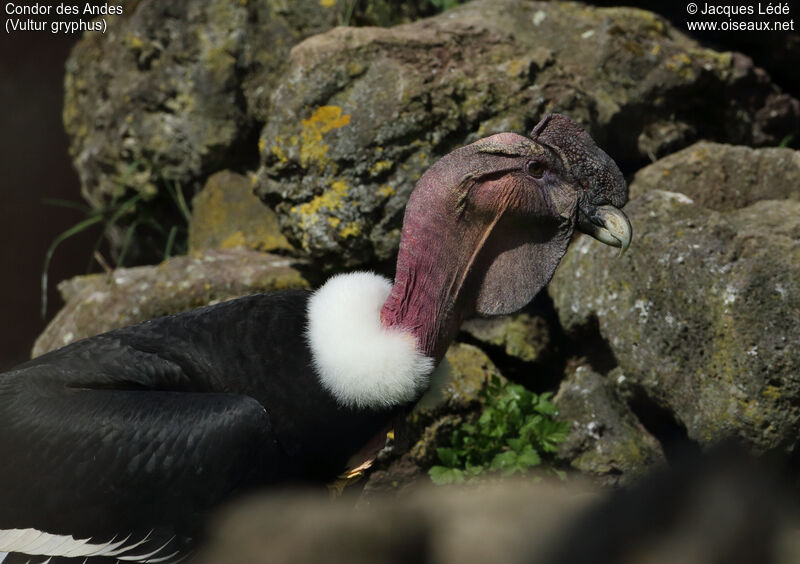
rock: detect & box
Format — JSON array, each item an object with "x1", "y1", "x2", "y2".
[
  {"x1": 585, "y1": 0, "x2": 800, "y2": 100},
  {"x1": 549, "y1": 188, "x2": 800, "y2": 453},
  {"x1": 198, "y1": 452, "x2": 800, "y2": 564},
  {"x1": 255, "y1": 0, "x2": 799, "y2": 265},
  {"x1": 62, "y1": 0, "x2": 425, "y2": 216},
  {"x1": 412, "y1": 342, "x2": 504, "y2": 422},
  {"x1": 197, "y1": 481, "x2": 599, "y2": 564},
  {"x1": 461, "y1": 312, "x2": 551, "y2": 363},
  {"x1": 547, "y1": 447, "x2": 800, "y2": 564},
  {"x1": 555, "y1": 364, "x2": 664, "y2": 485},
  {"x1": 362, "y1": 343, "x2": 506, "y2": 496},
  {"x1": 188, "y1": 170, "x2": 293, "y2": 254},
  {"x1": 32, "y1": 249, "x2": 308, "y2": 357},
  {"x1": 630, "y1": 142, "x2": 800, "y2": 210}
]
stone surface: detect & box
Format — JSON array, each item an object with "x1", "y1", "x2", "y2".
[
  {"x1": 630, "y1": 142, "x2": 800, "y2": 211},
  {"x1": 32, "y1": 249, "x2": 308, "y2": 357},
  {"x1": 198, "y1": 453, "x2": 800, "y2": 564},
  {"x1": 197, "y1": 482, "x2": 599, "y2": 564},
  {"x1": 461, "y1": 312, "x2": 551, "y2": 363},
  {"x1": 362, "y1": 343, "x2": 506, "y2": 496},
  {"x1": 555, "y1": 364, "x2": 664, "y2": 485},
  {"x1": 585, "y1": 0, "x2": 800, "y2": 99},
  {"x1": 188, "y1": 170, "x2": 293, "y2": 253},
  {"x1": 550, "y1": 188, "x2": 800, "y2": 453},
  {"x1": 62, "y1": 0, "x2": 430, "y2": 210},
  {"x1": 254, "y1": 0, "x2": 799, "y2": 265},
  {"x1": 412, "y1": 342, "x2": 504, "y2": 422}
]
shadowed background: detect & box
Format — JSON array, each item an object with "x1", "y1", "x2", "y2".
[{"x1": 0, "y1": 30, "x2": 99, "y2": 371}]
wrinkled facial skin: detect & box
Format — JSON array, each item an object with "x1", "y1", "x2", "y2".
[
  {"x1": 530, "y1": 114, "x2": 631, "y2": 253},
  {"x1": 382, "y1": 114, "x2": 631, "y2": 359},
  {"x1": 446, "y1": 133, "x2": 575, "y2": 236},
  {"x1": 451, "y1": 115, "x2": 631, "y2": 254},
  {"x1": 462, "y1": 136, "x2": 576, "y2": 223}
]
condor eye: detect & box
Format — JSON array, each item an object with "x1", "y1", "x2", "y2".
[{"x1": 527, "y1": 161, "x2": 545, "y2": 178}]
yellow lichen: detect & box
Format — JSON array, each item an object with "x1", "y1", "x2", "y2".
[
  {"x1": 320, "y1": 0, "x2": 335, "y2": 6},
  {"x1": 370, "y1": 160, "x2": 393, "y2": 176},
  {"x1": 378, "y1": 184, "x2": 395, "y2": 198},
  {"x1": 339, "y1": 222, "x2": 362, "y2": 238},
  {"x1": 125, "y1": 34, "x2": 143, "y2": 49},
  {"x1": 294, "y1": 180, "x2": 351, "y2": 235},
  {"x1": 302, "y1": 105, "x2": 351, "y2": 134},
  {"x1": 271, "y1": 142, "x2": 289, "y2": 165},
  {"x1": 665, "y1": 53, "x2": 694, "y2": 80},
  {"x1": 220, "y1": 230, "x2": 247, "y2": 250},
  {"x1": 505, "y1": 59, "x2": 524, "y2": 77},
  {"x1": 298, "y1": 105, "x2": 351, "y2": 169},
  {"x1": 762, "y1": 385, "x2": 781, "y2": 401},
  {"x1": 347, "y1": 62, "x2": 365, "y2": 76},
  {"x1": 258, "y1": 138, "x2": 265, "y2": 153}
]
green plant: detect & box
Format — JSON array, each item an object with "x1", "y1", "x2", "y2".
[
  {"x1": 40, "y1": 171, "x2": 192, "y2": 317},
  {"x1": 429, "y1": 375, "x2": 569, "y2": 485}
]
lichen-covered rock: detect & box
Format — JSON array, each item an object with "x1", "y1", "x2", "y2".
[
  {"x1": 461, "y1": 313, "x2": 551, "y2": 363},
  {"x1": 32, "y1": 249, "x2": 308, "y2": 357},
  {"x1": 585, "y1": 0, "x2": 800, "y2": 99},
  {"x1": 188, "y1": 170, "x2": 293, "y2": 254},
  {"x1": 410, "y1": 343, "x2": 505, "y2": 432},
  {"x1": 555, "y1": 364, "x2": 664, "y2": 485},
  {"x1": 63, "y1": 0, "x2": 428, "y2": 212},
  {"x1": 630, "y1": 142, "x2": 800, "y2": 210},
  {"x1": 255, "y1": 0, "x2": 799, "y2": 265},
  {"x1": 550, "y1": 188, "x2": 800, "y2": 453}
]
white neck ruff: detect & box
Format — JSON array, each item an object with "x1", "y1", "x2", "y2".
[{"x1": 306, "y1": 272, "x2": 434, "y2": 410}]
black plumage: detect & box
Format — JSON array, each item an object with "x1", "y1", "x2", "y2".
[{"x1": 0, "y1": 291, "x2": 395, "y2": 563}]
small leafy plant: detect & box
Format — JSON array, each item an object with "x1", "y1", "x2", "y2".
[
  {"x1": 41, "y1": 166, "x2": 192, "y2": 317},
  {"x1": 429, "y1": 375, "x2": 569, "y2": 485}
]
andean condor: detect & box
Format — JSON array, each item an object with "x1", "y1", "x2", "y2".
[{"x1": 0, "y1": 114, "x2": 631, "y2": 563}]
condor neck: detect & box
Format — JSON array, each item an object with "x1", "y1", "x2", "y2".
[{"x1": 380, "y1": 210, "x2": 484, "y2": 363}]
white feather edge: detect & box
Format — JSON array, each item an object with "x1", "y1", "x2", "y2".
[
  {"x1": 0, "y1": 528, "x2": 178, "y2": 563},
  {"x1": 306, "y1": 272, "x2": 435, "y2": 409}
]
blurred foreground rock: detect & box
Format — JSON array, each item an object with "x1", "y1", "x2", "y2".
[
  {"x1": 196, "y1": 481, "x2": 597, "y2": 564},
  {"x1": 195, "y1": 449, "x2": 799, "y2": 564},
  {"x1": 550, "y1": 146, "x2": 800, "y2": 453},
  {"x1": 33, "y1": 249, "x2": 308, "y2": 356}
]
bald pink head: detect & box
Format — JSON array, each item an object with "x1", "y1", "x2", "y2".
[{"x1": 381, "y1": 115, "x2": 630, "y2": 362}]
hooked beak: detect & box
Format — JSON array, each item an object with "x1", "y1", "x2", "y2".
[{"x1": 577, "y1": 204, "x2": 632, "y2": 256}]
